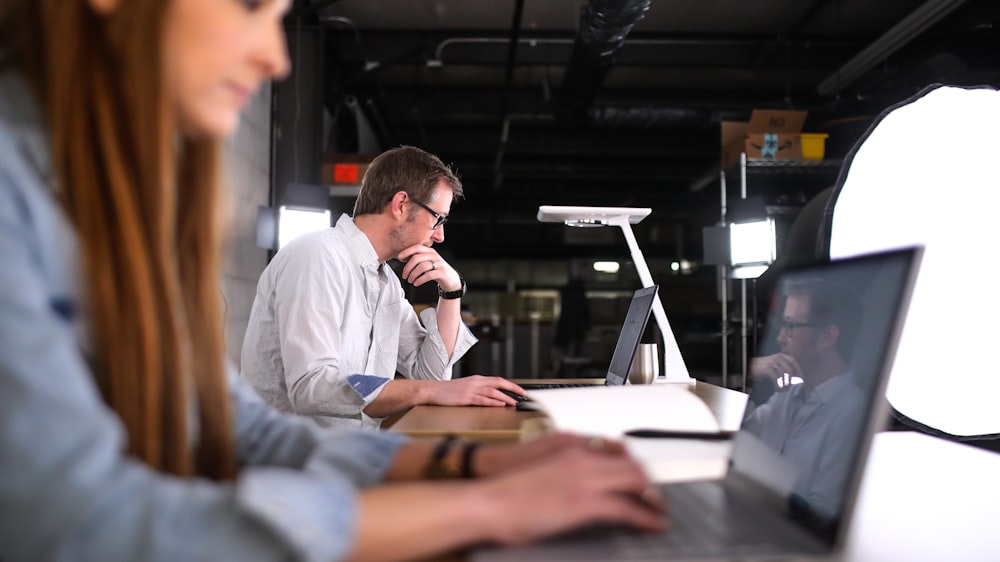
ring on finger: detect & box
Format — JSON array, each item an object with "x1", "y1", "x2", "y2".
[
  {"x1": 640, "y1": 486, "x2": 662, "y2": 508},
  {"x1": 430, "y1": 260, "x2": 436, "y2": 270}
]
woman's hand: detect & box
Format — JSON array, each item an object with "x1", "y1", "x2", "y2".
[{"x1": 474, "y1": 442, "x2": 667, "y2": 545}]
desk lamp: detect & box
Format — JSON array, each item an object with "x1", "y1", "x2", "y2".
[{"x1": 537, "y1": 205, "x2": 694, "y2": 383}]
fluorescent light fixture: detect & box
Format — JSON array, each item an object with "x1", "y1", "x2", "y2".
[
  {"x1": 593, "y1": 261, "x2": 621, "y2": 274},
  {"x1": 538, "y1": 205, "x2": 693, "y2": 383},
  {"x1": 278, "y1": 206, "x2": 331, "y2": 249},
  {"x1": 830, "y1": 85, "x2": 1000, "y2": 437},
  {"x1": 818, "y1": 0, "x2": 970, "y2": 96}
]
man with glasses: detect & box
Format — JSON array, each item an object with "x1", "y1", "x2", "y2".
[
  {"x1": 241, "y1": 146, "x2": 527, "y2": 429},
  {"x1": 743, "y1": 277, "x2": 865, "y2": 520},
  {"x1": 748, "y1": 278, "x2": 862, "y2": 391}
]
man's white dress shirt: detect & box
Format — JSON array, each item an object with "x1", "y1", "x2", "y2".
[{"x1": 242, "y1": 214, "x2": 477, "y2": 429}]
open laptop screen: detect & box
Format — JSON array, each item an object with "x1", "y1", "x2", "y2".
[
  {"x1": 604, "y1": 285, "x2": 658, "y2": 386},
  {"x1": 731, "y1": 247, "x2": 921, "y2": 544}
]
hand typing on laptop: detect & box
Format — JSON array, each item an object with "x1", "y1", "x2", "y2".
[{"x1": 471, "y1": 434, "x2": 667, "y2": 544}]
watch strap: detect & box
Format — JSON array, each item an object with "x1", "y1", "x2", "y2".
[{"x1": 438, "y1": 277, "x2": 466, "y2": 299}]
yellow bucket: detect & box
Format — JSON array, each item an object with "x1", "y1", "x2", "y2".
[{"x1": 801, "y1": 133, "x2": 829, "y2": 160}]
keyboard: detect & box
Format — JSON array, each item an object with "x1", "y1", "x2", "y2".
[{"x1": 520, "y1": 382, "x2": 601, "y2": 390}]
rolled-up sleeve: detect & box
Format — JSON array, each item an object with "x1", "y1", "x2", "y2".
[{"x1": 397, "y1": 305, "x2": 478, "y2": 381}]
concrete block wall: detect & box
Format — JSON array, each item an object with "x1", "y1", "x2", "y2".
[{"x1": 221, "y1": 82, "x2": 273, "y2": 368}]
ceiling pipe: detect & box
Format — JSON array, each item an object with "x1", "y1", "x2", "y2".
[
  {"x1": 817, "y1": 0, "x2": 970, "y2": 96},
  {"x1": 555, "y1": 0, "x2": 652, "y2": 128},
  {"x1": 585, "y1": 106, "x2": 710, "y2": 129},
  {"x1": 492, "y1": 0, "x2": 526, "y2": 192}
]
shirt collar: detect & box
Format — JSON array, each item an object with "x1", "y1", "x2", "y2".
[
  {"x1": 801, "y1": 371, "x2": 857, "y2": 405},
  {"x1": 335, "y1": 213, "x2": 382, "y2": 271}
]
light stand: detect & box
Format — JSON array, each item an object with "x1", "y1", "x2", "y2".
[{"x1": 537, "y1": 205, "x2": 694, "y2": 383}]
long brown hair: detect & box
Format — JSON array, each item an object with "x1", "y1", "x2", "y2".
[{"x1": 1, "y1": 1, "x2": 235, "y2": 479}]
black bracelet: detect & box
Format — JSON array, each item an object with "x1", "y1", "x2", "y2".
[
  {"x1": 460, "y1": 442, "x2": 482, "y2": 479},
  {"x1": 424, "y1": 435, "x2": 461, "y2": 479}
]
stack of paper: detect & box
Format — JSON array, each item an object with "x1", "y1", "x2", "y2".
[{"x1": 525, "y1": 385, "x2": 731, "y2": 482}]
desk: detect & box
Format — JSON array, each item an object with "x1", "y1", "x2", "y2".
[
  {"x1": 844, "y1": 431, "x2": 1000, "y2": 562},
  {"x1": 390, "y1": 383, "x2": 1000, "y2": 561},
  {"x1": 388, "y1": 381, "x2": 749, "y2": 442}
]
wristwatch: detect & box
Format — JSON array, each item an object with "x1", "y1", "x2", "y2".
[{"x1": 438, "y1": 277, "x2": 466, "y2": 299}]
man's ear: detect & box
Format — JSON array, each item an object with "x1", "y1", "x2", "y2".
[
  {"x1": 818, "y1": 324, "x2": 840, "y2": 352},
  {"x1": 87, "y1": 0, "x2": 119, "y2": 15},
  {"x1": 388, "y1": 191, "x2": 409, "y2": 221}
]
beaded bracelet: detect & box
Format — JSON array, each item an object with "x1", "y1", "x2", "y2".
[
  {"x1": 460, "y1": 442, "x2": 482, "y2": 479},
  {"x1": 423, "y1": 435, "x2": 462, "y2": 479}
]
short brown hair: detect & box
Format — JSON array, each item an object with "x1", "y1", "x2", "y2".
[{"x1": 353, "y1": 145, "x2": 463, "y2": 216}]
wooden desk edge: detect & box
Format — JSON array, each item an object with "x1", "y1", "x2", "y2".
[{"x1": 389, "y1": 380, "x2": 748, "y2": 441}]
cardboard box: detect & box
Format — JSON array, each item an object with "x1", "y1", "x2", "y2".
[
  {"x1": 721, "y1": 109, "x2": 809, "y2": 168},
  {"x1": 321, "y1": 153, "x2": 376, "y2": 185}
]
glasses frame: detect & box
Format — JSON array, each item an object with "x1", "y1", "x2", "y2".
[
  {"x1": 776, "y1": 319, "x2": 825, "y2": 333},
  {"x1": 411, "y1": 199, "x2": 448, "y2": 230}
]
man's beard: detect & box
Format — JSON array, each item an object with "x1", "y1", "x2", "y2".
[{"x1": 389, "y1": 215, "x2": 420, "y2": 258}]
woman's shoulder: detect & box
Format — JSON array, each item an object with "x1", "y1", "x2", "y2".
[{"x1": 0, "y1": 69, "x2": 55, "y2": 208}]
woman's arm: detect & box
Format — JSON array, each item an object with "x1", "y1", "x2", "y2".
[
  {"x1": 347, "y1": 444, "x2": 666, "y2": 562},
  {"x1": 380, "y1": 432, "x2": 614, "y2": 482}
]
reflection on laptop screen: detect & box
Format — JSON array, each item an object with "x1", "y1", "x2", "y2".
[
  {"x1": 472, "y1": 249, "x2": 921, "y2": 562},
  {"x1": 604, "y1": 285, "x2": 657, "y2": 386},
  {"x1": 733, "y1": 248, "x2": 920, "y2": 542}
]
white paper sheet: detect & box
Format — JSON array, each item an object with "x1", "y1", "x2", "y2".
[
  {"x1": 525, "y1": 385, "x2": 729, "y2": 483},
  {"x1": 525, "y1": 384, "x2": 722, "y2": 438}
]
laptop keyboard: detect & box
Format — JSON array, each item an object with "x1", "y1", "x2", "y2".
[
  {"x1": 609, "y1": 482, "x2": 790, "y2": 559},
  {"x1": 521, "y1": 383, "x2": 597, "y2": 390}
]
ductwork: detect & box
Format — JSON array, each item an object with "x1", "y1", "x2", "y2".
[
  {"x1": 555, "y1": 0, "x2": 652, "y2": 128},
  {"x1": 585, "y1": 106, "x2": 710, "y2": 129}
]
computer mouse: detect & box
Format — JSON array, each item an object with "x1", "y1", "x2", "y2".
[{"x1": 498, "y1": 388, "x2": 528, "y2": 403}]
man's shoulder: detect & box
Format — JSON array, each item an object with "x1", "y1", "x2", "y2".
[{"x1": 273, "y1": 228, "x2": 352, "y2": 264}]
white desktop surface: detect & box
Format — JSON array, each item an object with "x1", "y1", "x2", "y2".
[{"x1": 844, "y1": 431, "x2": 1000, "y2": 562}]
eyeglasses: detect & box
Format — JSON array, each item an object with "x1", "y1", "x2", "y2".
[
  {"x1": 411, "y1": 200, "x2": 448, "y2": 230},
  {"x1": 777, "y1": 319, "x2": 824, "y2": 333}
]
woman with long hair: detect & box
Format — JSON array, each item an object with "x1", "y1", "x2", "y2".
[{"x1": 0, "y1": 1, "x2": 664, "y2": 560}]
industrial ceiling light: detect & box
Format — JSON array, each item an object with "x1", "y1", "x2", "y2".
[{"x1": 538, "y1": 205, "x2": 693, "y2": 383}]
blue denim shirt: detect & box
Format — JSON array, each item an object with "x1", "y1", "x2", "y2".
[{"x1": 0, "y1": 69, "x2": 407, "y2": 561}]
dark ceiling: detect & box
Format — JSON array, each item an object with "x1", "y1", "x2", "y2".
[{"x1": 282, "y1": 0, "x2": 1000, "y2": 262}]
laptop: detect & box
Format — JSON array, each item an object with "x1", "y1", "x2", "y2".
[
  {"x1": 519, "y1": 284, "x2": 658, "y2": 390},
  {"x1": 474, "y1": 247, "x2": 923, "y2": 562}
]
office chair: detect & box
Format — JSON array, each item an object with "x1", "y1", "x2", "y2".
[{"x1": 819, "y1": 84, "x2": 1000, "y2": 452}]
